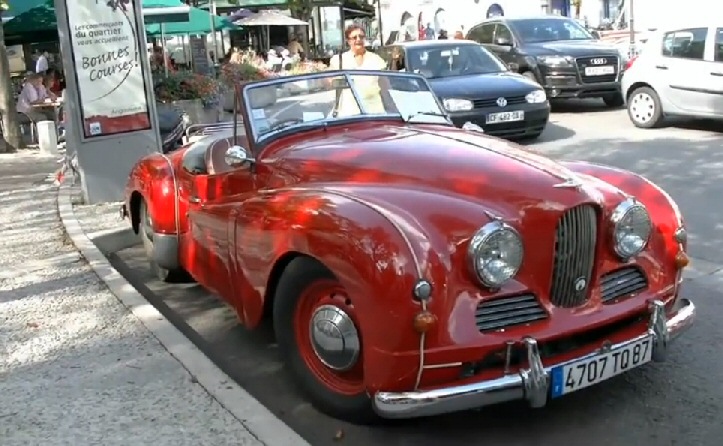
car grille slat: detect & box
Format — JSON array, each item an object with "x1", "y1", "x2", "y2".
[
  {"x1": 576, "y1": 55, "x2": 619, "y2": 84},
  {"x1": 475, "y1": 294, "x2": 547, "y2": 332},
  {"x1": 473, "y1": 95, "x2": 527, "y2": 109},
  {"x1": 600, "y1": 267, "x2": 648, "y2": 303},
  {"x1": 550, "y1": 205, "x2": 598, "y2": 308}
]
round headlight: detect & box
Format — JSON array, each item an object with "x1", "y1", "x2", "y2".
[
  {"x1": 468, "y1": 221, "x2": 523, "y2": 288},
  {"x1": 611, "y1": 198, "x2": 652, "y2": 259}
]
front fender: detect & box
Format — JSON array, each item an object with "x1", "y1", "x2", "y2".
[
  {"x1": 125, "y1": 153, "x2": 178, "y2": 234},
  {"x1": 562, "y1": 160, "x2": 686, "y2": 258},
  {"x1": 232, "y1": 188, "x2": 428, "y2": 391}
]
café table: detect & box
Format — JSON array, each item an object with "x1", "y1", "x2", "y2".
[{"x1": 31, "y1": 97, "x2": 63, "y2": 139}]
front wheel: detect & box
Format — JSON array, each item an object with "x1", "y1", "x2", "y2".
[
  {"x1": 273, "y1": 257, "x2": 376, "y2": 424},
  {"x1": 627, "y1": 87, "x2": 664, "y2": 128},
  {"x1": 603, "y1": 92, "x2": 625, "y2": 108}
]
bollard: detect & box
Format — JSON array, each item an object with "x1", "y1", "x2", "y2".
[{"x1": 36, "y1": 120, "x2": 58, "y2": 155}]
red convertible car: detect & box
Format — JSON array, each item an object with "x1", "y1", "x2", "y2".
[{"x1": 122, "y1": 70, "x2": 695, "y2": 423}]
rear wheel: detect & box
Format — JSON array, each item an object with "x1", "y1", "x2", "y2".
[
  {"x1": 273, "y1": 257, "x2": 376, "y2": 424},
  {"x1": 627, "y1": 87, "x2": 664, "y2": 128},
  {"x1": 140, "y1": 200, "x2": 184, "y2": 282}
]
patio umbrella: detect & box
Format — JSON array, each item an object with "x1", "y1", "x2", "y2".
[
  {"x1": 234, "y1": 10, "x2": 309, "y2": 27},
  {"x1": 145, "y1": 7, "x2": 237, "y2": 36}
]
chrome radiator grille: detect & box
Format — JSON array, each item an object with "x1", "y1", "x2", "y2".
[{"x1": 549, "y1": 205, "x2": 598, "y2": 308}]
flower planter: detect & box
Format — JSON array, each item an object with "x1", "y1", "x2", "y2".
[{"x1": 172, "y1": 99, "x2": 219, "y2": 125}]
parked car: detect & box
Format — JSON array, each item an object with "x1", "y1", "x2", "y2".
[
  {"x1": 122, "y1": 70, "x2": 695, "y2": 423},
  {"x1": 622, "y1": 25, "x2": 723, "y2": 128},
  {"x1": 377, "y1": 40, "x2": 550, "y2": 140},
  {"x1": 467, "y1": 15, "x2": 626, "y2": 107}
]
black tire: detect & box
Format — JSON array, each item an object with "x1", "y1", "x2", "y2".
[
  {"x1": 626, "y1": 86, "x2": 664, "y2": 128},
  {"x1": 140, "y1": 200, "x2": 185, "y2": 282},
  {"x1": 522, "y1": 71, "x2": 539, "y2": 84},
  {"x1": 603, "y1": 92, "x2": 625, "y2": 108},
  {"x1": 273, "y1": 257, "x2": 377, "y2": 424}
]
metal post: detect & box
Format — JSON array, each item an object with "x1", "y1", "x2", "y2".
[
  {"x1": 628, "y1": 0, "x2": 635, "y2": 57},
  {"x1": 376, "y1": 0, "x2": 383, "y2": 44},
  {"x1": 210, "y1": 0, "x2": 218, "y2": 74},
  {"x1": 161, "y1": 23, "x2": 168, "y2": 76}
]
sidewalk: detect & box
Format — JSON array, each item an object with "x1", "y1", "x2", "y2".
[{"x1": 0, "y1": 152, "x2": 265, "y2": 445}]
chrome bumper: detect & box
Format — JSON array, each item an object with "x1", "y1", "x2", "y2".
[{"x1": 373, "y1": 298, "x2": 695, "y2": 419}]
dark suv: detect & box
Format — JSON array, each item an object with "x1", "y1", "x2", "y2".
[{"x1": 467, "y1": 16, "x2": 625, "y2": 107}]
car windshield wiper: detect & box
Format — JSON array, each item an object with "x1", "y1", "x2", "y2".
[{"x1": 404, "y1": 111, "x2": 449, "y2": 123}]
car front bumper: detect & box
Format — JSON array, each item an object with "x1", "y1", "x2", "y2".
[
  {"x1": 373, "y1": 297, "x2": 695, "y2": 419},
  {"x1": 449, "y1": 101, "x2": 550, "y2": 139}
]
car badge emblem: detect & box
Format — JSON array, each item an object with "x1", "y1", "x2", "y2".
[
  {"x1": 552, "y1": 177, "x2": 583, "y2": 189},
  {"x1": 590, "y1": 58, "x2": 607, "y2": 65},
  {"x1": 574, "y1": 277, "x2": 587, "y2": 292},
  {"x1": 496, "y1": 97, "x2": 507, "y2": 107}
]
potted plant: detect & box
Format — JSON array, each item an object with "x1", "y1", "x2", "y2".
[
  {"x1": 154, "y1": 71, "x2": 223, "y2": 125},
  {"x1": 219, "y1": 59, "x2": 276, "y2": 112}
]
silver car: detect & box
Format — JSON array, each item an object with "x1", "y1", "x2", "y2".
[{"x1": 621, "y1": 25, "x2": 723, "y2": 128}]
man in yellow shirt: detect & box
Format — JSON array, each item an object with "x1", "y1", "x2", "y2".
[{"x1": 328, "y1": 25, "x2": 388, "y2": 116}]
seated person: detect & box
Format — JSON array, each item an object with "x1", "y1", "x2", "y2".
[{"x1": 17, "y1": 73, "x2": 56, "y2": 122}]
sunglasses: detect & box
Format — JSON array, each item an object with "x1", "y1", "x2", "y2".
[{"x1": 348, "y1": 34, "x2": 366, "y2": 41}]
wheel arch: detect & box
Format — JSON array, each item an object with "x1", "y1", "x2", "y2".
[
  {"x1": 625, "y1": 81, "x2": 654, "y2": 101},
  {"x1": 129, "y1": 190, "x2": 144, "y2": 234}
]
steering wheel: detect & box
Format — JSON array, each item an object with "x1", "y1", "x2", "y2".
[{"x1": 268, "y1": 117, "x2": 304, "y2": 132}]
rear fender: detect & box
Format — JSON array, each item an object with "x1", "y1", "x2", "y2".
[
  {"x1": 125, "y1": 153, "x2": 179, "y2": 235},
  {"x1": 232, "y1": 189, "x2": 424, "y2": 391}
]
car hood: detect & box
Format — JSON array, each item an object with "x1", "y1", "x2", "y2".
[
  {"x1": 273, "y1": 124, "x2": 622, "y2": 223},
  {"x1": 428, "y1": 72, "x2": 540, "y2": 99},
  {"x1": 524, "y1": 40, "x2": 621, "y2": 57}
]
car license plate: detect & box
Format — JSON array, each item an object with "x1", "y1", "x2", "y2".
[
  {"x1": 486, "y1": 110, "x2": 524, "y2": 124},
  {"x1": 584, "y1": 66, "x2": 615, "y2": 76},
  {"x1": 550, "y1": 335, "x2": 653, "y2": 398}
]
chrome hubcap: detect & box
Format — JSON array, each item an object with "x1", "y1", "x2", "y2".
[
  {"x1": 309, "y1": 305, "x2": 360, "y2": 371},
  {"x1": 630, "y1": 92, "x2": 655, "y2": 123}
]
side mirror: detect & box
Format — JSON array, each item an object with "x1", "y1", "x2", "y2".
[
  {"x1": 224, "y1": 145, "x2": 255, "y2": 167},
  {"x1": 495, "y1": 37, "x2": 512, "y2": 46}
]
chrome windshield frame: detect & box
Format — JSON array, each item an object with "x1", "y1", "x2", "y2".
[{"x1": 239, "y1": 69, "x2": 450, "y2": 150}]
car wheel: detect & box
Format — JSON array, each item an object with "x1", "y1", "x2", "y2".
[
  {"x1": 273, "y1": 257, "x2": 376, "y2": 424},
  {"x1": 627, "y1": 87, "x2": 664, "y2": 128},
  {"x1": 603, "y1": 92, "x2": 624, "y2": 108},
  {"x1": 522, "y1": 71, "x2": 539, "y2": 84},
  {"x1": 140, "y1": 200, "x2": 184, "y2": 282}
]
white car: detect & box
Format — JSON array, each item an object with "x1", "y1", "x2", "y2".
[{"x1": 621, "y1": 24, "x2": 723, "y2": 128}]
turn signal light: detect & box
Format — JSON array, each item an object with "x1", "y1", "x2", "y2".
[
  {"x1": 675, "y1": 251, "x2": 690, "y2": 269},
  {"x1": 413, "y1": 311, "x2": 437, "y2": 333}
]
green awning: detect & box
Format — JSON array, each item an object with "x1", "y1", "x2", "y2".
[
  {"x1": 4, "y1": 0, "x2": 190, "y2": 35},
  {"x1": 145, "y1": 7, "x2": 238, "y2": 36},
  {"x1": 3, "y1": 0, "x2": 47, "y2": 19}
]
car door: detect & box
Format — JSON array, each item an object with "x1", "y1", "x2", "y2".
[
  {"x1": 710, "y1": 27, "x2": 723, "y2": 114},
  {"x1": 489, "y1": 23, "x2": 517, "y2": 65},
  {"x1": 186, "y1": 137, "x2": 257, "y2": 298},
  {"x1": 468, "y1": 22, "x2": 497, "y2": 52},
  {"x1": 658, "y1": 27, "x2": 714, "y2": 114}
]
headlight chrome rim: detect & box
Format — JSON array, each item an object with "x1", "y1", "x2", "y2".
[
  {"x1": 611, "y1": 198, "x2": 652, "y2": 259},
  {"x1": 467, "y1": 220, "x2": 524, "y2": 288}
]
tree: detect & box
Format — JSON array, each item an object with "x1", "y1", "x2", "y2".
[
  {"x1": 286, "y1": 0, "x2": 311, "y2": 53},
  {"x1": 0, "y1": 0, "x2": 23, "y2": 153}
]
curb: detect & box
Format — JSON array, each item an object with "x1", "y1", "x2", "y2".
[{"x1": 57, "y1": 182, "x2": 311, "y2": 446}]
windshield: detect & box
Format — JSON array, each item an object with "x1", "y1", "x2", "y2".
[
  {"x1": 406, "y1": 44, "x2": 507, "y2": 78},
  {"x1": 512, "y1": 18, "x2": 594, "y2": 43},
  {"x1": 242, "y1": 71, "x2": 449, "y2": 144}
]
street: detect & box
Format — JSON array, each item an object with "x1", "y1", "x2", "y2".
[{"x1": 105, "y1": 100, "x2": 723, "y2": 446}]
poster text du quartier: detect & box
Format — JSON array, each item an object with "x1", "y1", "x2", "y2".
[{"x1": 75, "y1": 21, "x2": 139, "y2": 83}]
